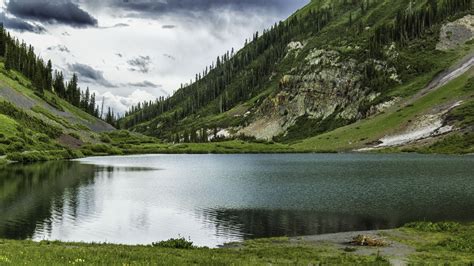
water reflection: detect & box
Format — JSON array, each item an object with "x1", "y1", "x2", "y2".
[
  {"x1": 0, "y1": 161, "x2": 95, "y2": 239},
  {"x1": 0, "y1": 154, "x2": 473, "y2": 247}
]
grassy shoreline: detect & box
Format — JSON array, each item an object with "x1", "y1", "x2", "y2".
[{"x1": 0, "y1": 222, "x2": 472, "y2": 265}]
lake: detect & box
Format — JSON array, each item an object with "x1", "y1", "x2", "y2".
[{"x1": 0, "y1": 153, "x2": 473, "y2": 247}]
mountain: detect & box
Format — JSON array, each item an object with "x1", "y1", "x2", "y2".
[{"x1": 120, "y1": 0, "x2": 473, "y2": 154}]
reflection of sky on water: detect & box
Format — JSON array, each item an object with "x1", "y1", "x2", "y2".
[{"x1": 1, "y1": 154, "x2": 473, "y2": 247}]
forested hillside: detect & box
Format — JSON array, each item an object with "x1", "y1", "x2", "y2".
[
  {"x1": 120, "y1": 0, "x2": 473, "y2": 153},
  {"x1": 0, "y1": 26, "x2": 120, "y2": 162}
]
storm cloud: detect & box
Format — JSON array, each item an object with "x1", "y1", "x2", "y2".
[
  {"x1": 103, "y1": 0, "x2": 306, "y2": 14},
  {"x1": 7, "y1": 0, "x2": 98, "y2": 27},
  {"x1": 0, "y1": 12, "x2": 45, "y2": 33},
  {"x1": 69, "y1": 63, "x2": 115, "y2": 87}
]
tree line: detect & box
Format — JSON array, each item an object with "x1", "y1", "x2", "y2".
[{"x1": 0, "y1": 25, "x2": 102, "y2": 119}]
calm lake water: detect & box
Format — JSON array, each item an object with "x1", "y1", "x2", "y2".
[{"x1": 0, "y1": 153, "x2": 473, "y2": 247}]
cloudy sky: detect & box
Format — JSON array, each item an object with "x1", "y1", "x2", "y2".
[{"x1": 0, "y1": 0, "x2": 309, "y2": 114}]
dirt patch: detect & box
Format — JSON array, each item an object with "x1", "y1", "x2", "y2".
[{"x1": 57, "y1": 134, "x2": 84, "y2": 149}]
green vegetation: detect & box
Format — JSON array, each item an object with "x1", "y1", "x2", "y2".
[
  {"x1": 397, "y1": 222, "x2": 474, "y2": 263},
  {"x1": 90, "y1": 131, "x2": 295, "y2": 155},
  {"x1": 0, "y1": 239, "x2": 385, "y2": 265},
  {"x1": 1, "y1": 222, "x2": 473, "y2": 265},
  {"x1": 152, "y1": 237, "x2": 195, "y2": 249}
]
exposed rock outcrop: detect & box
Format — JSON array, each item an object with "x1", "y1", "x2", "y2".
[
  {"x1": 436, "y1": 15, "x2": 474, "y2": 51},
  {"x1": 240, "y1": 48, "x2": 398, "y2": 140}
]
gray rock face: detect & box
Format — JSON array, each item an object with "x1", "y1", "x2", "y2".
[
  {"x1": 437, "y1": 15, "x2": 474, "y2": 51},
  {"x1": 240, "y1": 48, "x2": 397, "y2": 140}
]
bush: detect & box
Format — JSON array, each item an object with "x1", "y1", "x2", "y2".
[
  {"x1": 5, "y1": 149, "x2": 83, "y2": 163},
  {"x1": 37, "y1": 134, "x2": 50, "y2": 143},
  {"x1": 7, "y1": 141, "x2": 25, "y2": 152},
  {"x1": 100, "y1": 134, "x2": 112, "y2": 143},
  {"x1": 152, "y1": 237, "x2": 194, "y2": 249},
  {"x1": 81, "y1": 144, "x2": 122, "y2": 155},
  {"x1": 0, "y1": 146, "x2": 6, "y2": 156},
  {"x1": 69, "y1": 132, "x2": 81, "y2": 140},
  {"x1": 7, "y1": 151, "x2": 48, "y2": 163}
]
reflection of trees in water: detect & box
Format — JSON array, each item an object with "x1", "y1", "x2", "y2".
[
  {"x1": 0, "y1": 162, "x2": 96, "y2": 239},
  {"x1": 197, "y1": 209, "x2": 392, "y2": 239}
]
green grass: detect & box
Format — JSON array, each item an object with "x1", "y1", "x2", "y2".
[
  {"x1": 394, "y1": 222, "x2": 474, "y2": 264},
  {"x1": 0, "y1": 239, "x2": 385, "y2": 265},
  {"x1": 0, "y1": 114, "x2": 18, "y2": 137},
  {"x1": 1, "y1": 222, "x2": 473, "y2": 265},
  {"x1": 416, "y1": 132, "x2": 474, "y2": 154}
]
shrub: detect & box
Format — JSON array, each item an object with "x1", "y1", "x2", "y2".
[
  {"x1": 37, "y1": 134, "x2": 50, "y2": 143},
  {"x1": 81, "y1": 144, "x2": 122, "y2": 155},
  {"x1": 100, "y1": 134, "x2": 112, "y2": 143},
  {"x1": 0, "y1": 146, "x2": 6, "y2": 156},
  {"x1": 69, "y1": 132, "x2": 81, "y2": 140},
  {"x1": 7, "y1": 151, "x2": 48, "y2": 163},
  {"x1": 152, "y1": 237, "x2": 194, "y2": 249},
  {"x1": 7, "y1": 141, "x2": 25, "y2": 152}
]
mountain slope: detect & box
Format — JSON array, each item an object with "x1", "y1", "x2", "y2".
[
  {"x1": 0, "y1": 62, "x2": 115, "y2": 162},
  {"x1": 120, "y1": 0, "x2": 473, "y2": 153}
]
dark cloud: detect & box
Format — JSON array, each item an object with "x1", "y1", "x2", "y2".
[
  {"x1": 0, "y1": 12, "x2": 46, "y2": 33},
  {"x1": 69, "y1": 63, "x2": 116, "y2": 87},
  {"x1": 128, "y1": 81, "x2": 160, "y2": 88},
  {"x1": 113, "y1": 0, "x2": 307, "y2": 14},
  {"x1": 82, "y1": 0, "x2": 308, "y2": 19},
  {"x1": 127, "y1": 56, "x2": 151, "y2": 73},
  {"x1": 7, "y1": 0, "x2": 98, "y2": 27}
]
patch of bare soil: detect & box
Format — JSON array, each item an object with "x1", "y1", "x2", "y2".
[{"x1": 57, "y1": 134, "x2": 84, "y2": 149}]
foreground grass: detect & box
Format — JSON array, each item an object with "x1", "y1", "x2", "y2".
[
  {"x1": 1, "y1": 222, "x2": 473, "y2": 265},
  {"x1": 0, "y1": 239, "x2": 383, "y2": 265},
  {"x1": 394, "y1": 222, "x2": 474, "y2": 264}
]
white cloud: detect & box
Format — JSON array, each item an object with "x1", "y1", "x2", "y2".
[{"x1": 95, "y1": 89, "x2": 157, "y2": 116}]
